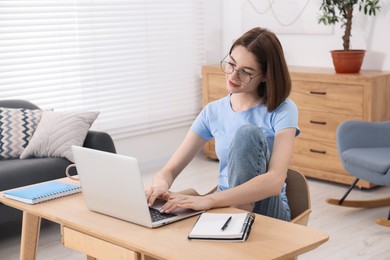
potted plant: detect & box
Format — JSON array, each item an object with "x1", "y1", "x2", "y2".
[{"x1": 318, "y1": 0, "x2": 381, "y2": 73}]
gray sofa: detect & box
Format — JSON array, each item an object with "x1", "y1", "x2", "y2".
[{"x1": 0, "y1": 100, "x2": 116, "y2": 224}]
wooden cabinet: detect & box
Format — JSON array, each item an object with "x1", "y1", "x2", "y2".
[
  {"x1": 289, "y1": 66, "x2": 390, "y2": 188},
  {"x1": 201, "y1": 65, "x2": 227, "y2": 160},
  {"x1": 201, "y1": 65, "x2": 390, "y2": 188}
]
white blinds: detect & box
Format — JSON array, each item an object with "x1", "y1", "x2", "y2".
[{"x1": 0, "y1": 0, "x2": 205, "y2": 139}]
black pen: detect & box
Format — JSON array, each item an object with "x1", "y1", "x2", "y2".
[{"x1": 221, "y1": 216, "x2": 232, "y2": 231}]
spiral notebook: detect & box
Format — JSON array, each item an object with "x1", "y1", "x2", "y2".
[
  {"x1": 188, "y1": 212, "x2": 255, "y2": 242},
  {"x1": 3, "y1": 181, "x2": 81, "y2": 204}
]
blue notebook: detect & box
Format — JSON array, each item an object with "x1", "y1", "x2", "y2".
[{"x1": 3, "y1": 181, "x2": 81, "y2": 204}]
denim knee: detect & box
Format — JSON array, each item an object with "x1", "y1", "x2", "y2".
[
  {"x1": 228, "y1": 125, "x2": 270, "y2": 187},
  {"x1": 229, "y1": 125, "x2": 269, "y2": 160},
  {"x1": 227, "y1": 125, "x2": 290, "y2": 221}
]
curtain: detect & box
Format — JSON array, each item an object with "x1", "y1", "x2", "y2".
[{"x1": 0, "y1": 0, "x2": 205, "y2": 139}]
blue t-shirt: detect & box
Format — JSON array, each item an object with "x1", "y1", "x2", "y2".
[{"x1": 191, "y1": 94, "x2": 300, "y2": 190}]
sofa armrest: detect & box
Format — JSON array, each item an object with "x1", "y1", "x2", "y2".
[{"x1": 83, "y1": 131, "x2": 116, "y2": 153}]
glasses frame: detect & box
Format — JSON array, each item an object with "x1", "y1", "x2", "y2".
[{"x1": 220, "y1": 54, "x2": 263, "y2": 84}]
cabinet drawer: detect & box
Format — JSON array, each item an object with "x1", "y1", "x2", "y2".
[
  {"x1": 291, "y1": 138, "x2": 345, "y2": 175},
  {"x1": 291, "y1": 81, "x2": 363, "y2": 115},
  {"x1": 204, "y1": 139, "x2": 218, "y2": 160},
  {"x1": 298, "y1": 110, "x2": 362, "y2": 142}
]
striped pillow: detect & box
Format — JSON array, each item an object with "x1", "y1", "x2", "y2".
[{"x1": 0, "y1": 108, "x2": 42, "y2": 159}]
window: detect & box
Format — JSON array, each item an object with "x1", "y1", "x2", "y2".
[{"x1": 0, "y1": 0, "x2": 205, "y2": 139}]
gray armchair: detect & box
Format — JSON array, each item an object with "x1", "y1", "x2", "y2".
[
  {"x1": 326, "y1": 120, "x2": 390, "y2": 227},
  {"x1": 0, "y1": 99, "x2": 116, "y2": 224}
]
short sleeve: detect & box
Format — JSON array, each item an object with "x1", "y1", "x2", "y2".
[
  {"x1": 191, "y1": 105, "x2": 213, "y2": 141},
  {"x1": 272, "y1": 99, "x2": 300, "y2": 137}
]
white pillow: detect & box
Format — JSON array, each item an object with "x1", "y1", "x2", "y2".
[{"x1": 20, "y1": 110, "x2": 99, "y2": 162}]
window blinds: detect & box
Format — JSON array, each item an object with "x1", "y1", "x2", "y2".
[{"x1": 0, "y1": 0, "x2": 205, "y2": 139}]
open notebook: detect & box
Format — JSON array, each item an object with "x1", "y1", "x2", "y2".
[{"x1": 188, "y1": 212, "x2": 255, "y2": 242}]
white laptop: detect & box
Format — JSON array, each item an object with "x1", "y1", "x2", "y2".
[{"x1": 71, "y1": 146, "x2": 203, "y2": 228}]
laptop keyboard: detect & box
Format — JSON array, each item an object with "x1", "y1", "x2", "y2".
[{"x1": 149, "y1": 207, "x2": 177, "y2": 222}]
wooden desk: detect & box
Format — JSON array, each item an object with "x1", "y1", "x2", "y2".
[{"x1": 0, "y1": 179, "x2": 329, "y2": 260}]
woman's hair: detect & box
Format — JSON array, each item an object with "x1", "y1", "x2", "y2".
[{"x1": 229, "y1": 27, "x2": 291, "y2": 112}]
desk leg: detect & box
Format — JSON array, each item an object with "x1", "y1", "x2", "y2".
[{"x1": 20, "y1": 211, "x2": 41, "y2": 260}]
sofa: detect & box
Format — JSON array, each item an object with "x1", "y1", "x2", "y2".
[{"x1": 0, "y1": 99, "x2": 116, "y2": 224}]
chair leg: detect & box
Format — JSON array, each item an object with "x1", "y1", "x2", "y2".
[
  {"x1": 327, "y1": 196, "x2": 390, "y2": 208},
  {"x1": 376, "y1": 209, "x2": 390, "y2": 227},
  {"x1": 326, "y1": 178, "x2": 362, "y2": 206},
  {"x1": 338, "y1": 178, "x2": 360, "y2": 205},
  {"x1": 376, "y1": 219, "x2": 390, "y2": 227},
  {"x1": 327, "y1": 178, "x2": 390, "y2": 208}
]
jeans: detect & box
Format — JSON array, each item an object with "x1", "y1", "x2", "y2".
[{"x1": 227, "y1": 125, "x2": 291, "y2": 221}]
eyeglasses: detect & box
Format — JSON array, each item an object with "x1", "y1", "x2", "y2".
[{"x1": 220, "y1": 56, "x2": 262, "y2": 84}]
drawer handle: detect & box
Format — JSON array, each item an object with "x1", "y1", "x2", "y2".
[
  {"x1": 310, "y1": 149, "x2": 326, "y2": 154},
  {"x1": 310, "y1": 120, "x2": 326, "y2": 125},
  {"x1": 310, "y1": 91, "x2": 326, "y2": 95}
]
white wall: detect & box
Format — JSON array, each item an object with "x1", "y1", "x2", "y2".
[
  {"x1": 114, "y1": 126, "x2": 189, "y2": 172},
  {"x1": 115, "y1": 0, "x2": 390, "y2": 171},
  {"x1": 221, "y1": 0, "x2": 390, "y2": 71},
  {"x1": 204, "y1": 0, "x2": 223, "y2": 64}
]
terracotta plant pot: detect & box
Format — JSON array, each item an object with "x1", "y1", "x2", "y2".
[{"x1": 330, "y1": 50, "x2": 366, "y2": 74}]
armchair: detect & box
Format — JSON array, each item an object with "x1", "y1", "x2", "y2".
[
  {"x1": 0, "y1": 99, "x2": 116, "y2": 224},
  {"x1": 326, "y1": 120, "x2": 390, "y2": 227}
]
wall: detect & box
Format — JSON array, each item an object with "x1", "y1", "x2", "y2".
[
  {"x1": 221, "y1": 0, "x2": 390, "y2": 71},
  {"x1": 114, "y1": 126, "x2": 189, "y2": 172}
]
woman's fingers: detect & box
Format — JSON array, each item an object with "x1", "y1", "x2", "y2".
[
  {"x1": 146, "y1": 187, "x2": 158, "y2": 206},
  {"x1": 160, "y1": 191, "x2": 171, "y2": 201},
  {"x1": 160, "y1": 195, "x2": 197, "y2": 213},
  {"x1": 147, "y1": 187, "x2": 164, "y2": 206}
]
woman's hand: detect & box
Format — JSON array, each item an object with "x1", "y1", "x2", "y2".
[
  {"x1": 145, "y1": 182, "x2": 170, "y2": 206},
  {"x1": 146, "y1": 130, "x2": 207, "y2": 207},
  {"x1": 159, "y1": 194, "x2": 215, "y2": 213}
]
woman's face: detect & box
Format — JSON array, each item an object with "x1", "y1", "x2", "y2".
[{"x1": 224, "y1": 45, "x2": 264, "y2": 96}]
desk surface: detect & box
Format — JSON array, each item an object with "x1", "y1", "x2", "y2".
[{"x1": 0, "y1": 179, "x2": 329, "y2": 260}]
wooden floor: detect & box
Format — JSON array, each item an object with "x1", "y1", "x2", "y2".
[{"x1": 1, "y1": 154, "x2": 390, "y2": 259}]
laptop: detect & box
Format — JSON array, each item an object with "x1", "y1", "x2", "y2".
[{"x1": 71, "y1": 146, "x2": 204, "y2": 228}]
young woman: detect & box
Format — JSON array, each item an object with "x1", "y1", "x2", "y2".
[{"x1": 146, "y1": 27, "x2": 299, "y2": 221}]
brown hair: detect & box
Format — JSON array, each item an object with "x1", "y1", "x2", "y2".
[{"x1": 229, "y1": 27, "x2": 291, "y2": 112}]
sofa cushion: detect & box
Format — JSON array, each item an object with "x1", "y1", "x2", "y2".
[
  {"x1": 20, "y1": 110, "x2": 99, "y2": 162},
  {"x1": 0, "y1": 108, "x2": 42, "y2": 159},
  {"x1": 0, "y1": 157, "x2": 71, "y2": 191}
]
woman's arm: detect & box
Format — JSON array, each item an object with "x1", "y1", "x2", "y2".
[
  {"x1": 160, "y1": 127, "x2": 296, "y2": 212},
  {"x1": 146, "y1": 130, "x2": 207, "y2": 206}
]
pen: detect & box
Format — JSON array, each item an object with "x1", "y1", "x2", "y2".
[{"x1": 221, "y1": 216, "x2": 232, "y2": 231}]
